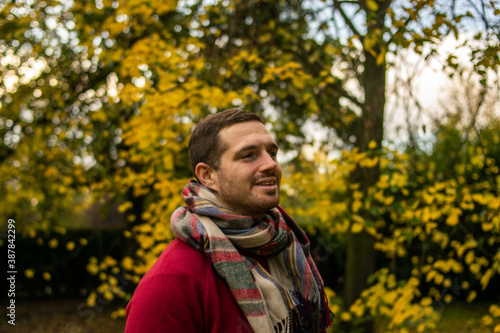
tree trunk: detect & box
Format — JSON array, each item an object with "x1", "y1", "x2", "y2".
[{"x1": 344, "y1": 17, "x2": 387, "y2": 332}]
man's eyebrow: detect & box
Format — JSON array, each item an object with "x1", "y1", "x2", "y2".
[
  {"x1": 234, "y1": 145, "x2": 257, "y2": 156},
  {"x1": 268, "y1": 142, "x2": 279, "y2": 151},
  {"x1": 234, "y1": 143, "x2": 279, "y2": 156}
]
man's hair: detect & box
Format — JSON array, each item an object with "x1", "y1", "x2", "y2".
[{"x1": 189, "y1": 109, "x2": 264, "y2": 175}]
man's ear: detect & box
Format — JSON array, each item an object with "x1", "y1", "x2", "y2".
[{"x1": 195, "y1": 162, "x2": 219, "y2": 191}]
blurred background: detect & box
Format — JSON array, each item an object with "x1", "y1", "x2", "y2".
[{"x1": 1, "y1": 0, "x2": 499, "y2": 332}]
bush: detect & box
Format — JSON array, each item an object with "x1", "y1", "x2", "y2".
[{"x1": 1, "y1": 228, "x2": 129, "y2": 299}]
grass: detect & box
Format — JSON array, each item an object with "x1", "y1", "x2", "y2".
[
  {"x1": 372, "y1": 301, "x2": 491, "y2": 333},
  {"x1": 0, "y1": 298, "x2": 126, "y2": 333},
  {"x1": 433, "y1": 301, "x2": 490, "y2": 333},
  {"x1": 0, "y1": 298, "x2": 493, "y2": 332}
]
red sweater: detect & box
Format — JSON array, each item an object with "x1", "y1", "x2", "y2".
[{"x1": 125, "y1": 238, "x2": 254, "y2": 333}]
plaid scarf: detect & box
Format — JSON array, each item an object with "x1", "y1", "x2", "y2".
[{"x1": 171, "y1": 180, "x2": 333, "y2": 333}]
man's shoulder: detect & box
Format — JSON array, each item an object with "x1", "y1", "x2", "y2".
[
  {"x1": 149, "y1": 238, "x2": 208, "y2": 277},
  {"x1": 163, "y1": 238, "x2": 206, "y2": 260},
  {"x1": 125, "y1": 239, "x2": 210, "y2": 332},
  {"x1": 128, "y1": 238, "x2": 209, "y2": 302}
]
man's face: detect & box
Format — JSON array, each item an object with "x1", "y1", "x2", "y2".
[{"x1": 210, "y1": 121, "x2": 282, "y2": 218}]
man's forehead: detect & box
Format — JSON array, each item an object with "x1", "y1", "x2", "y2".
[{"x1": 220, "y1": 122, "x2": 277, "y2": 151}]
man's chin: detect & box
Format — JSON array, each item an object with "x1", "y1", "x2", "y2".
[{"x1": 258, "y1": 197, "x2": 280, "y2": 212}]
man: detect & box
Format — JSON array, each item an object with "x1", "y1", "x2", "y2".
[{"x1": 125, "y1": 109, "x2": 332, "y2": 333}]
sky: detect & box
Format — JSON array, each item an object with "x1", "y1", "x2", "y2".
[{"x1": 385, "y1": 34, "x2": 499, "y2": 142}]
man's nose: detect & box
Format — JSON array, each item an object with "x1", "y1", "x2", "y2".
[{"x1": 260, "y1": 151, "x2": 279, "y2": 172}]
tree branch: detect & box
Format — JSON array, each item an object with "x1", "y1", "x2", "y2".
[
  {"x1": 333, "y1": 0, "x2": 362, "y2": 38},
  {"x1": 334, "y1": 83, "x2": 364, "y2": 109}
]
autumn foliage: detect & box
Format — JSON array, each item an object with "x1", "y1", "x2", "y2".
[
  {"x1": 283, "y1": 125, "x2": 500, "y2": 330},
  {"x1": 1, "y1": 0, "x2": 500, "y2": 331}
]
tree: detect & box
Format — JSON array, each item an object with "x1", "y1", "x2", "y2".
[
  {"x1": 1, "y1": 0, "x2": 499, "y2": 330},
  {"x1": 172, "y1": 2, "x2": 499, "y2": 323},
  {"x1": 282, "y1": 113, "x2": 500, "y2": 331}
]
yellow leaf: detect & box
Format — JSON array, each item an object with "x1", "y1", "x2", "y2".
[
  {"x1": 86, "y1": 262, "x2": 100, "y2": 275},
  {"x1": 104, "y1": 256, "x2": 118, "y2": 266},
  {"x1": 86, "y1": 292, "x2": 97, "y2": 307},
  {"x1": 48, "y1": 238, "x2": 59, "y2": 248},
  {"x1": 488, "y1": 198, "x2": 500, "y2": 209},
  {"x1": 25, "y1": 269, "x2": 35, "y2": 279},
  {"x1": 291, "y1": 76, "x2": 306, "y2": 89},
  {"x1": 425, "y1": 222, "x2": 437, "y2": 234},
  {"x1": 376, "y1": 50, "x2": 385, "y2": 65},
  {"x1": 259, "y1": 33, "x2": 272, "y2": 44},
  {"x1": 349, "y1": 300, "x2": 365, "y2": 317},
  {"x1": 353, "y1": 190, "x2": 364, "y2": 200},
  {"x1": 122, "y1": 256, "x2": 134, "y2": 271},
  {"x1": 340, "y1": 312, "x2": 352, "y2": 321},
  {"x1": 66, "y1": 241, "x2": 76, "y2": 251},
  {"x1": 467, "y1": 290, "x2": 477, "y2": 302},
  {"x1": 118, "y1": 201, "x2": 133, "y2": 213},
  {"x1": 420, "y1": 297, "x2": 432, "y2": 306},
  {"x1": 353, "y1": 215, "x2": 364, "y2": 223},
  {"x1": 482, "y1": 314, "x2": 493, "y2": 326},
  {"x1": 111, "y1": 308, "x2": 126, "y2": 319},
  {"x1": 351, "y1": 223, "x2": 363, "y2": 233},
  {"x1": 426, "y1": 270, "x2": 436, "y2": 283},
  {"x1": 480, "y1": 269, "x2": 493, "y2": 290},
  {"x1": 352, "y1": 200, "x2": 362, "y2": 213},
  {"x1": 465, "y1": 251, "x2": 475, "y2": 265},
  {"x1": 490, "y1": 304, "x2": 500, "y2": 317},
  {"x1": 446, "y1": 213, "x2": 459, "y2": 226},
  {"x1": 363, "y1": 34, "x2": 378, "y2": 55},
  {"x1": 470, "y1": 263, "x2": 481, "y2": 274},
  {"x1": 366, "y1": 0, "x2": 379, "y2": 11},
  {"x1": 360, "y1": 156, "x2": 379, "y2": 168},
  {"x1": 482, "y1": 222, "x2": 494, "y2": 232}
]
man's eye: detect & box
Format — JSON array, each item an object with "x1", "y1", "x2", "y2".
[{"x1": 241, "y1": 153, "x2": 254, "y2": 159}]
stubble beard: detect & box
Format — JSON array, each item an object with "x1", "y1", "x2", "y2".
[{"x1": 216, "y1": 173, "x2": 280, "y2": 218}]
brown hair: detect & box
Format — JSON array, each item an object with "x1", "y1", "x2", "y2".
[{"x1": 189, "y1": 109, "x2": 264, "y2": 175}]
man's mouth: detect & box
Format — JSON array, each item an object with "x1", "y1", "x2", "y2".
[
  {"x1": 257, "y1": 181, "x2": 276, "y2": 186},
  {"x1": 255, "y1": 178, "x2": 279, "y2": 189}
]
